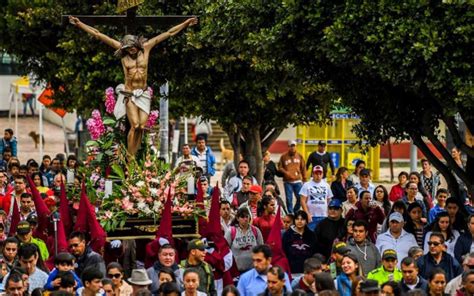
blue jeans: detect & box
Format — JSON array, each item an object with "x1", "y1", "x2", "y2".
[
  {"x1": 308, "y1": 216, "x2": 325, "y2": 231},
  {"x1": 284, "y1": 181, "x2": 303, "y2": 213}
]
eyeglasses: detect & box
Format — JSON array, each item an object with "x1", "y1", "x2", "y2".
[
  {"x1": 428, "y1": 241, "x2": 441, "y2": 246},
  {"x1": 108, "y1": 273, "x2": 122, "y2": 279}
]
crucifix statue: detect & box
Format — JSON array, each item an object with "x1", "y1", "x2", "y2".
[{"x1": 66, "y1": 2, "x2": 197, "y2": 156}]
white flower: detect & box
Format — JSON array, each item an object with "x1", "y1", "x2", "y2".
[
  {"x1": 153, "y1": 201, "x2": 162, "y2": 212},
  {"x1": 150, "y1": 188, "x2": 158, "y2": 197},
  {"x1": 137, "y1": 201, "x2": 147, "y2": 210},
  {"x1": 136, "y1": 181, "x2": 145, "y2": 188},
  {"x1": 143, "y1": 206, "x2": 152, "y2": 215}
]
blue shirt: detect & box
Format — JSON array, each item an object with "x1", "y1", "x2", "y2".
[
  {"x1": 237, "y1": 268, "x2": 292, "y2": 296},
  {"x1": 428, "y1": 205, "x2": 446, "y2": 224}
]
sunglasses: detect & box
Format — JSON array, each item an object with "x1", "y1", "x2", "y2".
[
  {"x1": 108, "y1": 273, "x2": 122, "y2": 279},
  {"x1": 428, "y1": 241, "x2": 441, "y2": 246}
]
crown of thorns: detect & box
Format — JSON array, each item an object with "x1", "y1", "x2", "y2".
[{"x1": 114, "y1": 35, "x2": 146, "y2": 57}]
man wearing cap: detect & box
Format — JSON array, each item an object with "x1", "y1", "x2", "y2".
[
  {"x1": 354, "y1": 169, "x2": 375, "y2": 198},
  {"x1": 15, "y1": 220, "x2": 49, "y2": 261},
  {"x1": 346, "y1": 220, "x2": 381, "y2": 277},
  {"x1": 313, "y1": 199, "x2": 346, "y2": 259},
  {"x1": 329, "y1": 242, "x2": 351, "y2": 278},
  {"x1": 179, "y1": 239, "x2": 216, "y2": 296},
  {"x1": 225, "y1": 160, "x2": 257, "y2": 203},
  {"x1": 367, "y1": 249, "x2": 403, "y2": 284},
  {"x1": 278, "y1": 140, "x2": 306, "y2": 213},
  {"x1": 128, "y1": 269, "x2": 153, "y2": 295},
  {"x1": 376, "y1": 212, "x2": 418, "y2": 264},
  {"x1": 359, "y1": 279, "x2": 381, "y2": 296},
  {"x1": 240, "y1": 184, "x2": 263, "y2": 219},
  {"x1": 306, "y1": 141, "x2": 335, "y2": 180},
  {"x1": 300, "y1": 165, "x2": 333, "y2": 230}
]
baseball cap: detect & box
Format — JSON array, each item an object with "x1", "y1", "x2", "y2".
[
  {"x1": 187, "y1": 239, "x2": 208, "y2": 251},
  {"x1": 318, "y1": 140, "x2": 326, "y2": 146},
  {"x1": 389, "y1": 212, "x2": 404, "y2": 223},
  {"x1": 328, "y1": 199, "x2": 342, "y2": 209},
  {"x1": 332, "y1": 242, "x2": 350, "y2": 255},
  {"x1": 313, "y1": 165, "x2": 324, "y2": 173},
  {"x1": 26, "y1": 214, "x2": 38, "y2": 225},
  {"x1": 360, "y1": 169, "x2": 371, "y2": 176},
  {"x1": 359, "y1": 280, "x2": 380, "y2": 293},
  {"x1": 249, "y1": 185, "x2": 262, "y2": 194},
  {"x1": 288, "y1": 140, "x2": 297, "y2": 146},
  {"x1": 382, "y1": 249, "x2": 398, "y2": 260},
  {"x1": 16, "y1": 221, "x2": 31, "y2": 235}
]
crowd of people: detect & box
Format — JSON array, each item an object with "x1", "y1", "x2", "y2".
[{"x1": 0, "y1": 129, "x2": 471, "y2": 296}]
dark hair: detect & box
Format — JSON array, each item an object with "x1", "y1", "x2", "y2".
[
  {"x1": 242, "y1": 175, "x2": 253, "y2": 182},
  {"x1": 18, "y1": 243, "x2": 38, "y2": 260},
  {"x1": 303, "y1": 258, "x2": 322, "y2": 273},
  {"x1": 312, "y1": 253, "x2": 327, "y2": 264},
  {"x1": 107, "y1": 262, "x2": 124, "y2": 274},
  {"x1": 196, "y1": 135, "x2": 206, "y2": 142},
  {"x1": 336, "y1": 167, "x2": 349, "y2": 182},
  {"x1": 82, "y1": 266, "x2": 104, "y2": 284},
  {"x1": 222, "y1": 285, "x2": 240, "y2": 296},
  {"x1": 346, "y1": 186, "x2": 359, "y2": 196},
  {"x1": 69, "y1": 231, "x2": 85, "y2": 241},
  {"x1": 4, "y1": 128, "x2": 13, "y2": 135},
  {"x1": 404, "y1": 202, "x2": 424, "y2": 235},
  {"x1": 381, "y1": 281, "x2": 401, "y2": 296},
  {"x1": 4, "y1": 236, "x2": 19, "y2": 246},
  {"x1": 158, "y1": 267, "x2": 177, "y2": 282},
  {"x1": 13, "y1": 175, "x2": 26, "y2": 183},
  {"x1": 31, "y1": 288, "x2": 45, "y2": 296},
  {"x1": 359, "y1": 190, "x2": 371, "y2": 199},
  {"x1": 314, "y1": 272, "x2": 336, "y2": 291},
  {"x1": 351, "y1": 276, "x2": 364, "y2": 296},
  {"x1": 28, "y1": 161, "x2": 39, "y2": 169},
  {"x1": 430, "y1": 211, "x2": 454, "y2": 241},
  {"x1": 436, "y1": 188, "x2": 449, "y2": 197},
  {"x1": 238, "y1": 160, "x2": 249, "y2": 167},
  {"x1": 374, "y1": 185, "x2": 391, "y2": 215},
  {"x1": 30, "y1": 172, "x2": 44, "y2": 187},
  {"x1": 354, "y1": 160, "x2": 366, "y2": 172},
  {"x1": 158, "y1": 244, "x2": 176, "y2": 255},
  {"x1": 19, "y1": 164, "x2": 28, "y2": 171},
  {"x1": 406, "y1": 289, "x2": 427, "y2": 296},
  {"x1": 342, "y1": 253, "x2": 359, "y2": 275},
  {"x1": 20, "y1": 192, "x2": 32, "y2": 199},
  {"x1": 401, "y1": 256, "x2": 417, "y2": 268},
  {"x1": 5, "y1": 272, "x2": 23, "y2": 290},
  {"x1": 135, "y1": 289, "x2": 153, "y2": 296},
  {"x1": 462, "y1": 270, "x2": 474, "y2": 284},
  {"x1": 294, "y1": 210, "x2": 309, "y2": 224},
  {"x1": 261, "y1": 196, "x2": 274, "y2": 211},
  {"x1": 408, "y1": 172, "x2": 428, "y2": 199},
  {"x1": 429, "y1": 231, "x2": 446, "y2": 244},
  {"x1": 398, "y1": 171, "x2": 409, "y2": 179},
  {"x1": 183, "y1": 268, "x2": 200, "y2": 279},
  {"x1": 57, "y1": 271, "x2": 75, "y2": 288},
  {"x1": 101, "y1": 277, "x2": 113, "y2": 286},
  {"x1": 428, "y1": 267, "x2": 446, "y2": 282},
  {"x1": 158, "y1": 282, "x2": 180, "y2": 295},
  {"x1": 267, "y1": 265, "x2": 285, "y2": 280},
  {"x1": 353, "y1": 220, "x2": 368, "y2": 231},
  {"x1": 252, "y1": 244, "x2": 272, "y2": 259}
]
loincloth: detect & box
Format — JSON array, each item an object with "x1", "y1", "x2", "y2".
[{"x1": 113, "y1": 84, "x2": 151, "y2": 119}]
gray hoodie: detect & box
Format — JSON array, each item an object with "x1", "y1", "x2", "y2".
[{"x1": 347, "y1": 237, "x2": 381, "y2": 276}]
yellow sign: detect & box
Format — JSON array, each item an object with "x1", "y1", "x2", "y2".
[
  {"x1": 117, "y1": 0, "x2": 144, "y2": 13},
  {"x1": 347, "y1": 153, "x2": 367, "y2": 170}
]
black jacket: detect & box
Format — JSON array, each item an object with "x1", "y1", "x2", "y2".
[
  {"x1": 400, "y1": 277, "x2": 428, "y2": 295},
  {"x1": 331, "y1": 180, "x2": 353, "y2": 202},
  {"x1": 75, "y1": 247, "x2": 106, "y2": 277},
  {"x1": 313, "y1": 217, "x2": 346, "y2": 259},
  {"x1": 306, "y1": 151, "x2": 335, "y2": 179},
  {"x1": 282, "y1": 226, "x2": 317, "y2": 274}
]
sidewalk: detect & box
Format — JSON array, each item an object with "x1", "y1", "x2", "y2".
[{"x1": 0, "y1": 116, "x2": 67, "y2": 163}]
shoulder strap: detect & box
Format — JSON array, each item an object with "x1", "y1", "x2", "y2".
[{"x1": 250, "y1": 225, "x2": 258, "y2": 238}]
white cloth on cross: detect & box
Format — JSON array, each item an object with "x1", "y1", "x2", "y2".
[{"x1": 114, "y1": 84, "x2": 151, "y2": 119}]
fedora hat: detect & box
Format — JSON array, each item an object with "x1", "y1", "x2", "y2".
[{"x1": 127, "y1": 269, "x2": 152, "y2": 286}]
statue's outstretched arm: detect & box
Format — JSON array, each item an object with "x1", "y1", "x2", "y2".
[
  {"x1": 145, "y1": 17, "x2": 198, "y2": 49},
  {"x1": 69, "y1": 16, "x2": 121, "y2": 50}
]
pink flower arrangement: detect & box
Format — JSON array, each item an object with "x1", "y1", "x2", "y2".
[
  {"x1": 104, "y1": 87, "x2": 116, "y2": 114},
  {"x1": 86, "y1": 109, "x2": 106, "y2": 140},
  {"x1": 145, "y1": 110, "x2": 159, "y2": 128}
]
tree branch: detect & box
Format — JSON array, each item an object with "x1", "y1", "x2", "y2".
[
  {"x1": 261, "y1": 127, "x2": 285, "y2": 152},
  {"x1": 443, "y1": 115, "x2": 474, "y2": 158}
]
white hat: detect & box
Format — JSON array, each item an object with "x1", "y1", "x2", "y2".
[{"x1": 128, "y1": 269, "x2": 152, "y2": 286}]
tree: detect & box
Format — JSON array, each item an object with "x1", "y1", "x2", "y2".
[
  {"x1": 269, "y1": 1, "x2": 473, "y2": 197},
  {"x1": 0, "y1": 0, "x2": 335, "y2": 182}
]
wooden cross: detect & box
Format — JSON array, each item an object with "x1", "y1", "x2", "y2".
[{"x1": 61, "y1": 4, "x2": 194, "y2": 34}]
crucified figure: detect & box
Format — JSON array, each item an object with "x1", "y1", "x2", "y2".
[{"x1": 69, "y1": 16, "x2": 198, "y2": 156}]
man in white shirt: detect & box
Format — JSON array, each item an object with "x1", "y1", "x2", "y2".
[{"x1": 299, "y1": 165, "x2": 333, "y2": 231}]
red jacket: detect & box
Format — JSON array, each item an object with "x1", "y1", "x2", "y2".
[
  {"x1": 253, "y1": 214, "x2": 276, "y2": 242},
  {"x1": 389, "y1": 184, "x2": 405, "y2": 202},
  {"x1": 345, "y1": 201, "x2": 385, "y2": 242}
]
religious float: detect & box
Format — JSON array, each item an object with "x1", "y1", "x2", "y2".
[{"x1": 80, "y1": 87, "x2": 203, "y2": 240}]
